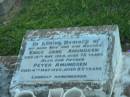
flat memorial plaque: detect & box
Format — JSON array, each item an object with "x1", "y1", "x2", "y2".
[
  {"x1": 19, "y1": 34, "x2": 108, "y2": 82},
  {"x1": 10, "y1": 25, "x2": 122, "y2": 97}
]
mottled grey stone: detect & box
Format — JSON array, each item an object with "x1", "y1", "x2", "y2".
[
  {"x1": 114, "y1": 53, "x2": 130, "y2": 97},
  {"x1": 0, "y1": 56, "x2": 17, "y2": 97},
  {"x1": 0, "y1": 0, "x2": 4, "y2": 3},
  {"x1": 0, "y1": 65, "x2": 10, "y2": 97},
  {"x1": 0, "y1": 0, "x2": 16, "y2": 16}
]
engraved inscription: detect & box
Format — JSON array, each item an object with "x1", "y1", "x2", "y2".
[{"x1": 18, "y1": 34, "x2": 108, "y2": 82}]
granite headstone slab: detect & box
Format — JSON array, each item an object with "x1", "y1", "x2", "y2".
[{"x1": 10, "y1": 25, "x2": 122, "y2": 97}]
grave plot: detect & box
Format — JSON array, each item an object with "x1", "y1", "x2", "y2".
[{"x1": 10, "y1": 25, "x2": 122, "y2": 97}]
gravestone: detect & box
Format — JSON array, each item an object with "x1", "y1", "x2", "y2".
[
  {"x1": 10, "y1": 25, "x2": 122, "y2": 97},
  {"x1": 114, "y1": 53, "x2": 130, "y2": 97}
]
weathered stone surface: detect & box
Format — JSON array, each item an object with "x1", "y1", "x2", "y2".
[
  {"x1": 9, "y1": 25, "x2": 122, "y2": 97},
  {"x1": 0, "y1": 53, "x2": 130, "y2": 97},
  {"x1": 114, "y1": 53, "x2": 130, "y2": 97},
  {"x1": 0, "y1": 0, "x2": 21, "y2": 25},
  {"x1": 0, "y1": 0, "x2": 16, "y2": 16},
  {"x1": 0, "y1": 64, "x2": 10, "y2": 97},
  {"x1": 0, "y1": 56, "x2": 17, "y2": 97},
  {"x1": 0, "y1": 56, "x2": 17, "y2": 68}
]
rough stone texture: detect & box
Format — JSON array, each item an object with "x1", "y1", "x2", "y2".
[
  {"x1": 114, "y1": 53, "x2": 130, "y2": 97},
  {"x1": 0, "y1": 0, "x2": 16, "y2": 16},
  {"x1": 0, "y1": 56, "x2": 17, "y2": 68},
  {"x1": 0, "y1": 65, "x2": 10, "y2": 97},
  {"x1": 0, "y1": 56, "x2": 17, "y2": 97},
  {"x1": 0, "y1": 0, "x2": 21, "y2": 25}
]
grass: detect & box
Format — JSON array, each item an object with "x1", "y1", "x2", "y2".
[{"x1": 0, "y1": 0, "x2": 130, "y2": 55}]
